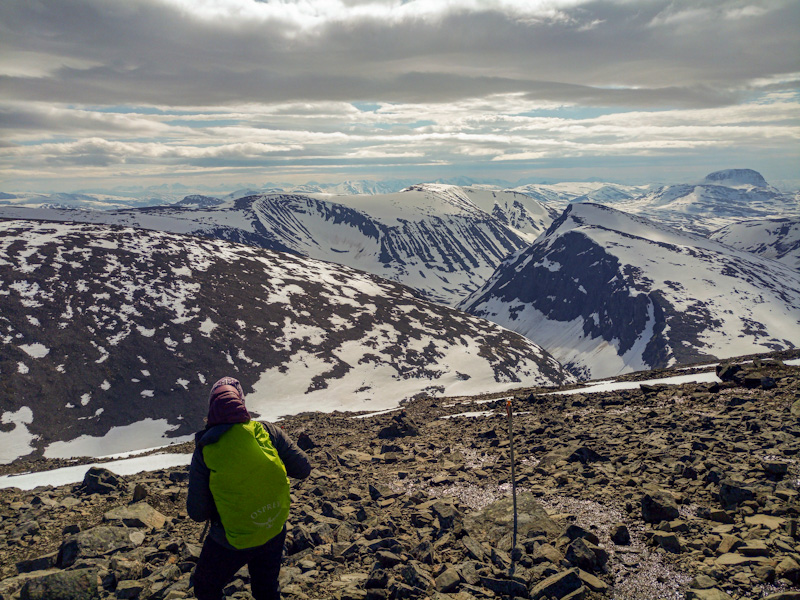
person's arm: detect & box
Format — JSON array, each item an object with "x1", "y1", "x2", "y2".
[
  {"x1": 263, "y1": 422, "x2": 312, "y2": 480},
  {"x1": 186, "y1": 447, "x2": 218, "y2": 522}
]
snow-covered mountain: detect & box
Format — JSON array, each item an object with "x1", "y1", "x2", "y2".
[
  {"x1": 0, "y1": 191, "x2": 179, "y2": 211},
  {"x1": 513, "y1": 181, "x2": 649, "y2": 210},
  {"x1": 0, "y1": 185, "x2": 556, "y2": 305},
  {"x1": 606, "y1": 170, "x2": 798, "y2": 234},
  {"x1": 512, "y1": 170, "x2": 799, "y2": 236},
  {"x1": 174, "y1": 194, "x2": 225, "y2": 208},
  {"x1": 711, "y1": 217, "x2": 800, "y2": 272},
  {"x1": 701, "y1": 168, "x2": 770, "y2": 188},
  {"x1": 0, "y1": 219, "x2": 571, "y2": 463},
  {"x1": 460, "y1": 203, "x2": 800, "y2": 380}
]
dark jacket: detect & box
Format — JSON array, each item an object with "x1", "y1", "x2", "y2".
[{"x1": 187, "y1": 420, "x2": 312, "y2": 549}]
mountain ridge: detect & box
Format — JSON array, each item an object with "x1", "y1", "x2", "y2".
[{"x1": 461, "y1": 203, "x2": 800, "y2": 379}]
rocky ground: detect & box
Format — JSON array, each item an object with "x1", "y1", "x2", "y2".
[{"x1": 1, "y1": 353, "x2": 799, "y2": 600}]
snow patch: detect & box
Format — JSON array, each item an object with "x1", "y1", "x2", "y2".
[
  {"x1": 0, "y1": 453, "x2": 193, "y2": 490},
  {"x1": 43, "y1": 418, "x2": 192, "y2": 459},
  {"x1": 19, "y1": 343, "x2": 49, "y2": 358},
  {"x1": 0, "y1": 407, "x2": 37, "y2": 464}
]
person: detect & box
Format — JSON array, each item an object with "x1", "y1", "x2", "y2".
[{"x1": 187, "y1": 377, "x2": 312, "y2": 600}]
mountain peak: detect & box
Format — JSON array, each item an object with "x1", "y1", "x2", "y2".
[{"x1": 702, "y1": 169, "x2": 768, "y2": 188}]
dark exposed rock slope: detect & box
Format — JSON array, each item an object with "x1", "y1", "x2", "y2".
[{"x1": 0, "y1": 219, "x2": 570, "y2": 463}]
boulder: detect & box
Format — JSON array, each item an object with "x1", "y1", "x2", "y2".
[
  {"x1": 539, "y1": 444, "x2": 608, "y2": 468},
  {"x1": 19, "y1": 568, "x2": 99, "y2": 600},
  {"x1": 716, "y1": 363, "x2": 742, "y2": 381},
  {"x1": 377, "y1": 411, "x2": 419, "y2": 439},
  {"x1": 650, "y1": 531, "x2": 682, "y2": 553},
  {"x1": 776, "y1": 557, "x2": 800, "y2": 584},
  {"x1": 297, "y1": 431, "x2": 317, "y2": 450},
  {"x1": 530, "y1": 568, "x2": 583, "y2": 600},
  {"x1": 719, "y1": 480, "x2": 756, "y2": 510},
  {"x1": 103, "y1": 502, "x2": 166, "y2": 529},
  {"x1": 641, "y1": 491, "x2": 679, "y2": 523},
  {"x1": 57, "y1": 527, "x2": 140, "y2": 568},
  {"x1": 434, "y1": 568, "x2": 461, "y2": 593},
  {"x1": 565, "y1": 538, "x2": 607, "y2": 572},
  {"x1": 465, "y1": 492, "x2": 561, "y2": 545},
  {"x1": 15, "y1": 552, "x2": 58, "y2": 574},
  {"x1": 80, "y1": 467, "x2": 124, "y2": 494},
  {"x1": 610, "y1": 523, "x2": 630, "y2": 546}
]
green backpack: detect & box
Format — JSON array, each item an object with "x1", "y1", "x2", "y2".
[{"x1": 203, "y1": 421, "x2": 291, "y2": 549}]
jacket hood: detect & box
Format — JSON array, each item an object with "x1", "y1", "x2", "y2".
[{"x1": 208, "y1": 377, "x2": 250, "y2": 426}]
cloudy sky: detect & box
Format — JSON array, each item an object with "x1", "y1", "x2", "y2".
[{"x1": 1, "y1": 0, "x2": 798, "y2": 192}]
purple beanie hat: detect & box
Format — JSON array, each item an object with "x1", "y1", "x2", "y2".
[{"x1": 207, "y1": 377, "x2": 250, "y2": 426}]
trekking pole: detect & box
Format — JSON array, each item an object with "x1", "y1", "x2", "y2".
[{"x1": 506, "y1": 400, "x2": 518, "y2": 575}]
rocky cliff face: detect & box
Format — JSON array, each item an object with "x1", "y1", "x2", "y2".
[
  {"x1": 461, "y1": 203, "x2": 800, "y2": 379},
  {"x1": 0, "y1": 219, "x2": 570, "y2": 463}
]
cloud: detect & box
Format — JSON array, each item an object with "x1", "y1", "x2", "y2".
[
  {"x1": 0, "y1": 0, "x2": 798, "y2": 189},
  {"x1": 1, "y1": 0, "x2": 797, "y2": 107}
]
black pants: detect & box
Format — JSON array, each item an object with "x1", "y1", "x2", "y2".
[{"x1": 193, "y1": 527, "x2": 287, "y2": 600}]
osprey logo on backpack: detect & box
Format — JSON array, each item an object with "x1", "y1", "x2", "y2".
[{"x1": 251, "y1": 501, "x2": 285, "y2": 528}]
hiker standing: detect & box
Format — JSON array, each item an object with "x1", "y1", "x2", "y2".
[{"x1": 187, "y1": 377, "x2": 311, "y2": 600}]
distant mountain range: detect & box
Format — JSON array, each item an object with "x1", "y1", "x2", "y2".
[
  {"x1": 0, "y1": 219, "x2": 570, "y2": 463},
  {"x1": 1, "y1": 169, "x2": 798, "y2": 447},
  {"x1": 460, "y1": 203, "x2": 800, "y2": 379},
  {"x1": 0, "y1": 185, "x2": 556, "y2": 306}
]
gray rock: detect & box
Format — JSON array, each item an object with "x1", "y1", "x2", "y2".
[
  {"x1": 538, "y1": 444, "x2": 608, "y2": 468},
  {"x1": 791, "y1": 399, "x2": 800, "y2": 418},
  {"x1": 465, "y1": 492, "x2": 561, "y2": 545},
  {"x1": 377, "y1": 412, "x2": 418, "y2": 439},
  {"x1": 11, "y1": 520, "x2": 40, "y2": 539},
  {"x1": 686, "y1": 589, "x2": 734, "y2": 600},
  {"x1": 478, "y1": 576, "x2": 528, "y2": 597},
  {"x1": 565, "y1": 538, "x2": 607, "y2": 572},
  {"x1": 80, "y1": 467, "x2": 124, "y2": 495},
  {"x1": 776, "y1": 556, "x2": 800, "y2": 583},
  {"x1": 564, "y1": 524, "x2": 599, "y2": 545},
  {"x1": 131, "y1": 483, "x2": 148, "y2": 503},
  {"x1": 763, "y1": 460, "x2": 789, "y2": 477},
  {"x1": 689, "y1": 574, "x2": 718, "y2": 589},
  {"x1": 401, "y1": 562, "x2": 433, "y2": 590},
  {"x1": 20, "y1": 568, "x2": 99, "y2": 600},
  {"x1": 434, "y1": 568, "x2": 461, "y2": 593},
  {"x1": 103, "y1": 502, "x2": 166, "y2": 529},
  {"x1": 610, "y1": 523, "x2": 630, "y2": 545},
  {"x1": 530, "y1": 568, "x2": 583, "y2": 600},
  {"x1": 650, "y1": 531, "x2": 682, "y2": 553},
  {"x1": 58, "y1": 527, "x2": 139, "y2": 568},
  {"x1": 719, "y1": 480, "x2": 756, "y2": 510},
  {"x1": 641, "y1": 491, "x2": 679, "y2": 523},
  {"x1": 115, "y1": 580, "x2": 146, "y2": 600},
  {"x1": 15, "y1": 552, "x2": 58, "y2": 574}
]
